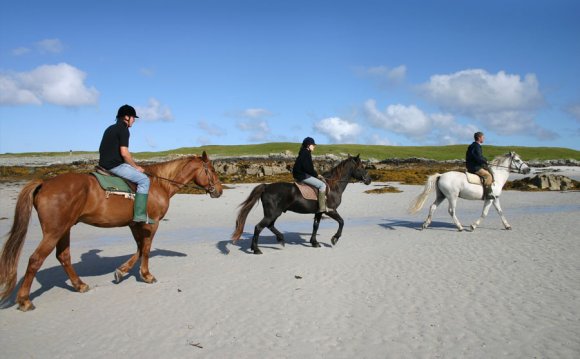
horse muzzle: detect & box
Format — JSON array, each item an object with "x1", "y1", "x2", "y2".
[{"x1": 208, "y1": 186, "x2": 223, "y2": 198}]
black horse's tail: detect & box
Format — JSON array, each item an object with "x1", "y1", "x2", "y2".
[{"x1": 232, "y1": 184, "x2": 267, "y2": 242}]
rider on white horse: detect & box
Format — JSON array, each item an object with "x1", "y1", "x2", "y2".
[{"x1": 466, "y1": 131, "x2": 494, "y2": 199}]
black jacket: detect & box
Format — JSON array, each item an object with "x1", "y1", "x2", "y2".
[
  {"x1": 292, "y1": 147, "x2": 318, "y2": 181},
  {"x1": 466, "y1": 141, "x2": 487, "y2": 173}
]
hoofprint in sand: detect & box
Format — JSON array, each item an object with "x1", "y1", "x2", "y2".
[{"x1": 0, "y1": 181, "x2": 579, "y2": 358}]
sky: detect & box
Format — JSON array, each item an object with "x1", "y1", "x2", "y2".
[{"x1": 1, "y1": 0, "x2": 579, "y2": 154}]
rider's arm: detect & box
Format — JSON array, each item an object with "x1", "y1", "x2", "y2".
[{"x1": 120, "y1": 146, "x2": 145, "y2": 172}]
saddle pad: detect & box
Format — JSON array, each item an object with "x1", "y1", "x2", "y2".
[
  {"x1": 465, "y1": 171, "x2": 483, "y2": 185},
  {"x1": 91, "y1": 172, "x2": 134, "y2": 194},
  {"x1": 294, "y1": 182, "x2": 318, "y2": 200}
]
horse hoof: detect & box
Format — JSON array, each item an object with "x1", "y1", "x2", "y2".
[
  {"x1": 140, "y1": 273, "x2": 157, "y2": 284},
  {"x1": 331, "y1": 236, "x2": 339, "y2": 245},
  {"x1": 506, "y1": 226, "x2": 512, "y2": 230},
  {"x1": 470, "y1": 225, "x2": 476, "y2": 231},
  {"x1": 78, "y1": 283, "x2": 90, "y2": 293},
  {"x1": 253, "y1": 249, "x2": 263, "y2": 255},
  {"x1": 17, "y1": 301, "x2": 35, "y2": 312},
  {"x1": 279, "y1": 240, "x2": 286, "y2": 247},
  {"x1": 114, "y1": 270, "x2": 126, "y2": 284},
  {"x1": 312, "y1": 242, "x2": 321, "y2": 248}
]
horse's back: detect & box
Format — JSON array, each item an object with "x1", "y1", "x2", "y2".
[{"x1": 438, "y1": 171, "x2": 482, "y2": 200}]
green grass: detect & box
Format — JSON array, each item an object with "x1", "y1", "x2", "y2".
[{"x1": 1, "y1": 143, "x2": 579, "y2": 161}]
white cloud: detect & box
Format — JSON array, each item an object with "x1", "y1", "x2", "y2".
[
  {"x1": 237, "y1": 118, "x2": 271, "y2": 142},
  {"x1": 0, "y1": 63, "x2": 99, "y2": 106},
  {"x1": 136, "y1": 98, "x2": 174, "y2": 121},
  {"x1": 565, "y1": 102, "x2": 580, "y2": 122},
  {"x1": 356, "y1": 65, "x2": 407, "y2": 85},
  {"x1": 227, "y1": 108, "x2": 273, "y2": 119},
  {"x1": 314, "y1": 117, "x2": 362, "y2": 143},
  {"x1": 36, "y1": 38, "x2": 64, "y2": 54},
  {"x1": 363, "y1": 99, "x2": 482, "y2": 145},
  {"x1": 11, "y1": 47, "x2": 30, "y2": 56},
  {"x1": 198, "y1": 119, "x2": 226, "y2": 136},
  {"x1": 364, "y1": 100, "x2": 431, "y2": 138},
  {"x1": 418, "y1": 69, "x2": 556, "y2": 139}
]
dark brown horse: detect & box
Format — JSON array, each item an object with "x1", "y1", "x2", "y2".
[
  {"x1": 0, "y1": 151, "x2": 222, "y2": 311},
  {"x1": 232, "y1": 155, "x2": 371, "y2": 254}
]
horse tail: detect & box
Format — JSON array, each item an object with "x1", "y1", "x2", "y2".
[
  {"x1": 0, "y1": 179, "x2": 42, "y2": 301},
  {"x1": 408, "y1": 173, "x2": 441, "y2": 214},
  {"x1": 232, "y1": 184, "x2": 267, "y2": 242}
]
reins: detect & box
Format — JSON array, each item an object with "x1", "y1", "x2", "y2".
[
  {"x1": 145, "y1": 161, "x2": 218, "y2": 194},
  {"x1": 490, "y1": 155, "x2": 526, "y2": 173}
]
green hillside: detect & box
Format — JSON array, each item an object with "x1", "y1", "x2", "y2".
[{"x1": 2, "y1": 143, "x2": 579, "y2": 161}]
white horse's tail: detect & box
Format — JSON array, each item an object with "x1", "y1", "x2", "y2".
[{"x1": 408, "y1": 173, "x2": 442, "y2": 214}]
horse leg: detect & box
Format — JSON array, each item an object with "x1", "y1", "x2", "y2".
[
  {"x1": 251, "y1": 217, "x2": 272, "y2": 255},
  {"x1": 267, "y1": 219, "x2": 285, "y2": 247},
  {"x1": 423, "y1": 193, "x2": 445, "y2": 230},
  {"x1": 325, "y1": 211, "x2": 344, "y2": 246},
  {"x1": 493, "y1": 198, "x2": 511, "y2": 230},
  {"x1": 55, "y1": 230, "x2": 89, "y2": 293},
  {"x1": 130, "y1": 224, "x2": 159, "y2": 283},
  {"x1": 16, "y1": 232, "x2": 63, "y2": 311},
  {"x1": 309, "y1": 213, "x2": 323, "y2": 248},
  {"x1": 470, "y1": 199, "x2": 494, "y2": 231},
  {"x1": 114, "y1": 251, "x2": 140, "y2": 284},
  {"x1": 447, "y1": 198, "x2": 464, "y2": 231}
]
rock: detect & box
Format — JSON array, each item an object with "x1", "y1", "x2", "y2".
[{"x1": 513, "y1": 174, "x2": 576, "y2": 191}]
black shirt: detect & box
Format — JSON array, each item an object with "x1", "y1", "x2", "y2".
[
  {"x1": 99, "y1": 120, "x2": 129, "y2": 169},
  {"x1": 465, "y1": 141, "x2": 487, "y2": 173},
  {"x1": 292, "y1": 147, "x2": 318, "y2": 181}
]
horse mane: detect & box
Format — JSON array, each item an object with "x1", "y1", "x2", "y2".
[
  {"x1": 325, "y1": 157, "x2": 357, "y2": 188},
  {"x1": 489, "y1": 152, "x2": 513, "y2": 167},
  {"x1": 144, "y1": 155, "x2": 199, "y2": 179}
]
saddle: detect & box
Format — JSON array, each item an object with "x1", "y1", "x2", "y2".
[
  {"x1": 91, "y1": 166, "x2": 136, "y2": 199},
  {"x1": 464, "y1": 171, "x2": 494, "y2": 186},
  {"x1": 294, "y1": 181, "x2": 329, "y2": 200},
  {"x1": 465, "y1": 171, "x2": 483, "y2": 185}
]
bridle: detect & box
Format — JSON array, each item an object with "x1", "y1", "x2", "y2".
[
  {"x1": 490, "y1": 154, "x2": 527, "y2": 173},
  {"x1": 145, "y1": 160, "x2": 218, "y2": 195}
]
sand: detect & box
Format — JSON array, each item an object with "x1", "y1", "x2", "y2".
[{"x1": 0, "y1": 175, "x2": 579, "y2": 358}]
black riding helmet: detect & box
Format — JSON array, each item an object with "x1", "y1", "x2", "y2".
[
  {"x1": 302, "y1": 137, "x2": 316, "y2": 147},
  {"x1": 116, "y1": 104, "x2": 139, "y2": 119}
]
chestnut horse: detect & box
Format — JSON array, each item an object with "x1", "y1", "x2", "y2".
[
  {"x1": 0, "y1": 151, "x2": 223, "y2": 311},
  {"x1": 232, "y1": 155, "x2": 371, "y2": 254}
]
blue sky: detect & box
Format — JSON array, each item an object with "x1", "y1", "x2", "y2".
[{"x1": 1, "y1": 0, "x2": 579, "y2": 154}]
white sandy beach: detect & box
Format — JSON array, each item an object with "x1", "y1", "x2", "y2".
[{"x1": 0, "y1": 174, "x2": 579, "y2": 358}]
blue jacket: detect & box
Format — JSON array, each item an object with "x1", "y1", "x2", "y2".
[{"x1": 466, "y1": 142, "x2": 488, "y2": 173}]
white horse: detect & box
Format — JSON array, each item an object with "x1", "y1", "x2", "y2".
[{"x1": 409, "y1": 152, "x2": 531, "y2": 231}]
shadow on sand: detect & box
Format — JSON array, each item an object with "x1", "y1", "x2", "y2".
[
  {"x1": 216, "y1": 231, "x2": 332, "y2": 255},
  {"x1": 0, "y1": 247, "x2": 186, "y2": 309}
]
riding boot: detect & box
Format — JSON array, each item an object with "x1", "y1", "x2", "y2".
[
  {"x1": 134, "y1": 193, "x2": 155, "y2": 224},
  {"x1": 317, "y1": 191, "x2": 327, "y2": 213}
]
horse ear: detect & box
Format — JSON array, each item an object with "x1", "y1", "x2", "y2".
[{"x1": 202, "y1": 151, "x2": 209, "y2": 162}]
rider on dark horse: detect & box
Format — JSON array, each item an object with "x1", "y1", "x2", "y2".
[
  {"x1": 98, "y1": 104, "x2": 155, "y2": 224},
  {"x1": 292, "y1": 137, "x2": 330, "y2": 212},
  {"x1": 466, "y1": 131, "x2": 494, "y2": 200}
]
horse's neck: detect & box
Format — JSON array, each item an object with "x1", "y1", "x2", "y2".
[
  {"x1": 490, "y1": 161, "x2": 511, "y2": 186},
  {"x1": 329, "y1": 166, "x2": 353, "y2": 195},
  {"x1": 148, "y1": 158, "x2": 201, "y2": 196}
]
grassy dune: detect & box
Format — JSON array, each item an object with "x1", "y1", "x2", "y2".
[{"x1": 2, "y1": 143, "x2": 579, "y2": 161}]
